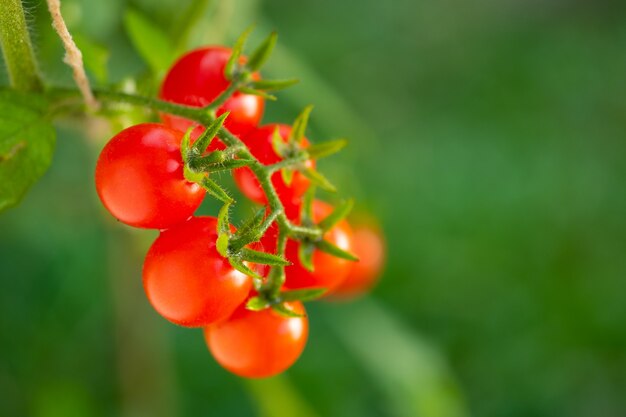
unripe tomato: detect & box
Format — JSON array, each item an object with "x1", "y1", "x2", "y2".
[
  {"x1": 143, "y1": 217, "x2": 252, "y2": 327},
  {"x1": 332, "y1": 224, "x2": 385, "y2": 298},
  {"x1": 263, "y1": 200, "x2": 353, "y2": 292},
  {"x1": 233, "y1": 124, "x2": 314, "y2": 214},
  {"x1": 159, "y1": 46, "x2": 264, "y2": 139},
  {"x1": 95, "y1": 123, "x2": 204, "y2": 229},
  {"x1": 205, "y1": 301, "x2": 308, "y2": 378}
]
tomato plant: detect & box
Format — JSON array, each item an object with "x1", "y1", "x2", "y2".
[
  {"x1": 0, "y1": 0, "x2": 385, "y2": 379},
  {"x1": 205, "y1": 301, "x2": 308, "y2": 378},
  {"x1": 95, "y1": 123, "x2": 205, "y2": 229}
]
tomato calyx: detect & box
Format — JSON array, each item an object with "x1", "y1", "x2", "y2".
[
  {"x1": 213, "y1": 202, "x2": 288, "y2": 287},
  {"x1": 246, "y1": 287, "x2": 325, "y2": 318}
]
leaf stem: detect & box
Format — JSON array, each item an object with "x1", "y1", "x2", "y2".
[{"x1": 0, "y1": 0, "x2": 43, "y2": 91}]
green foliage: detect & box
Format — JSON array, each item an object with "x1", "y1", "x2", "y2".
[
  {"x1": 0, "y1": 91, "x2": 55, "y2": 212},
  {"x1": 124, "y1": 8, "x2": 174, "y2": 73}
]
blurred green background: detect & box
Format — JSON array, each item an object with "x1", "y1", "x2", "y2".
[{"x1": 1, "y1": 0, "x2": 626, "y2": 416}]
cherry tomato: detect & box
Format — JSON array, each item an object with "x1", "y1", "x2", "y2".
[
  {"x1": 332, "y1": 223, "x2": 385, "y2": 298},
  {"x1": 263, "y1": 200, "x2": 353, "y2": 292},
  {"x1": 205, "y1": 301, "x2": 308, "y2": 378},
  {"x1": 233, "y1": 124, "x2": 314, "y2": 214},
  {"x1": 95, "y1": 123, "x2": 204, "y2": 229},
  {"x1": 143, "y1": 217, "x2": 252, "y2": 327},
  {"x1": 159, "y1": 46, "x2": 264, "y2": 139}
]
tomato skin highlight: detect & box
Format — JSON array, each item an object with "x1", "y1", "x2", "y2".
[
  {"x1": 263, "y1": 200, "x2": 354, "y2": 293},
  {"x1": 331, "y1": 224, "x2": 385, "y2": 298},
  {"x1": 159, "y1": 46, "x2": 264, "y2": 138},
  {"x1": 95, "y1": 123, "x2": 204, "y2": 229},
  {"x1": 233, "y1": 124, "x2": 314, "y2": 213},
  {"x1": 205, "y1": 301, "x2": 308, "y2": 378},
  {"x1": 143, "y1": 217, "x2": 252, "y2": 327}
]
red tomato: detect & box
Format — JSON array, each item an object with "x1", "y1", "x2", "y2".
[
  {"x1": 263, "y1": 200, "x2": 353, "y2": 292},
  {"x1": 159, "y1": 46, "x2": 264, "y2": 139},
  {"x1": 95, "y1": 123, "x2": 204, "y2": 229},
  {"x1": 332, "y1": 224, "x2": 385, "y2": 298},
  {"x1": 233, "y1": 124, "x2": 314, "y2": 214},
  {"x1": 143, "y1": 217, "x2": 252, "y2": 327},
  {"x1": 205, "y1": 301, "x2": 308, "y2": 378}
]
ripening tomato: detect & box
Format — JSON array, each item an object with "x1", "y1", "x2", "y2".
[
  {"x1": 233, "y1": 124, "x2": 314, "y2": 214},
  {"x1": 263, "y1": 200, "x2": 353, "y2": 292},
  {"x1": 159, "y1": 46, "x2": 264, "y2": 140},
  {"x1": 95, "y1": 123, "x2": 204, "y2": 229},
  {"x1": 332, "y1": 224, "x2": 385, "y2": 298},
  {"x1": 143, "y1": 217, "x2": 252, "y2": 327},
  {"x1": 205, "y1": 301, "x2": 308, "y2": 378}
]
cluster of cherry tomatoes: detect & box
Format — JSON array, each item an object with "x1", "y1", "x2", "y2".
[{"x1": 95, "y1": 46, "x2": 385, "y2": 378}]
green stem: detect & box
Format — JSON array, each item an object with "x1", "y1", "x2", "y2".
[{"x1": 0, "y1": 0, "x2": 43, "y2": 91}]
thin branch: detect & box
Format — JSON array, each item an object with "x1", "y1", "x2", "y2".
[{"x1": 46, "y1": 0, "x2": 99, "y2": 110}]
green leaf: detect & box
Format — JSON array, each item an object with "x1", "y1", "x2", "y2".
[
  {"x1": 247, "y1": 31, "x2": 277, "y2": 71},
  {"x1": 200, "y1": 176, "x2": 233, "y2": 203},
  {"x1": 238, "y1": 87, "x2": 277, "y2": 101},
  {"x1": 306, "y1": 139, "x2": 347, "y2": 160},
  {"x1": 240, "y1": 248, "x2": 290, "y2": 266},
  {"x1": 124, "y1": 8, "x2": 174, "y2": 73},
  {"x1": 192, "y1": 112, "x2": 229, "y2": 155},
  {"x1": 280, "y1": 288, "x2": 326, "y2": 302},
  {"x1": 300, "y1": 168, "x2": 336, "y2": 192},
  {"x1": 203, "y1": 158, "x2": 253, "y2": 172},
  {"x1": 229, "y1": 257, "x2": 262, "y2": 281},
  {"x1": 288, "y1": 105, "x2": 313, "y2": 145},
  {"x1": 318, "y1": 199, "x2": 354, "y2": 231},
  {"x1": 73, "y1": 33, "x2": 109, "y2": 83},
  {"x1": 316, "y1": 239, "x2": 359, "y2": 262},
  {"x1": 250, "y1": 78, "x2": 299, "y2": 91},
  {"x1": 225, "y1": 26, "x2": 254, "y2": 79},
  {"x1": 298, "y1": 241, "x2": 315, "y2": 272},
  {"x1": 0, "y1": 91, "x2": 56, "y2": 213},
  {"x1": 246, "y1": 296, "x2": 270, "y2": 311},
  {"x1": 272, "y1": 303, "x2": 304, "y2": 318}
]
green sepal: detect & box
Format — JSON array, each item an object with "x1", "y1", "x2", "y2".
[
  {"x1": 288, "y1": 105, "x2": 313, "y2": 145},
  {"x1": 250, "y1": 78, "x2": 299, "y2": 91},
  {"x1": 280, "y1": 288, "x2": 326, "y2": 302},
  {"x1": 199, "y1": 158, "x2": 253, "y2": 173},
  {"x1": 180, "y1": 127, "x2": 193, "y2": 163},
  {"x1": 301, "y1": 186, "x2": 316, "y2": 223},
  {"x1": 271, "y1": 126, "x2": 287, "y2": 157},
  {"x1": 306, "y1": 139, "x2": 347, "y2": 160},
  {"x1": 246, "y1": 31, "x2": 277, "y2": 71},
  {"x1": 238, "y1": 87, "x2": 277, "y2": 101},
  {"x1": 192, "y1": 112, "x2": 228, "y2": 155},
  {"x1": 298, "y1": 241, "x2": 315, "y2": 272},
  {"x1": 300, "y1": 168, "x2": 336, "y2": 192},
  {"x1": 271, "y1": 303, "x2": 304, "y2": 318},
  {"x1": 183, "y1": 165, "x2": 204, "y2": 183},
  {"x1": 281, "y1": 168, "x2": 294, "y2": 186},
  {"x1": 316, "y1": 239, "x2": 359, "y2": 262},
  {"x1": 217, "y1": 202, "x2": 231, "y2": 236},
  {"x1": 230, "y1": 208, "x2": 276, "y2": 250},
  {"x1": 216, "y1": 233, "x2": 230, "y2": 258},
  {"x1": 246, "y1": 296, "x2": 271, "y2": 311},
  {"x1": 224, "y1": 26, "x2": 254, "y2": 80},
  {"x1": 228, "y1": 257, "x2": 262, "y2": 281},
  {"x1": 235, "y1": 207, "x2": 266, "y2": 239},
  {"x1": 318, "y1": 199, "x2": 354, "y2": 231},
  {"x1": 240, "y1": 248, "x2": 290, "y2": 266},
  {"x1": 200, "y1": 176, "x2": 233, "y2": 203}
]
